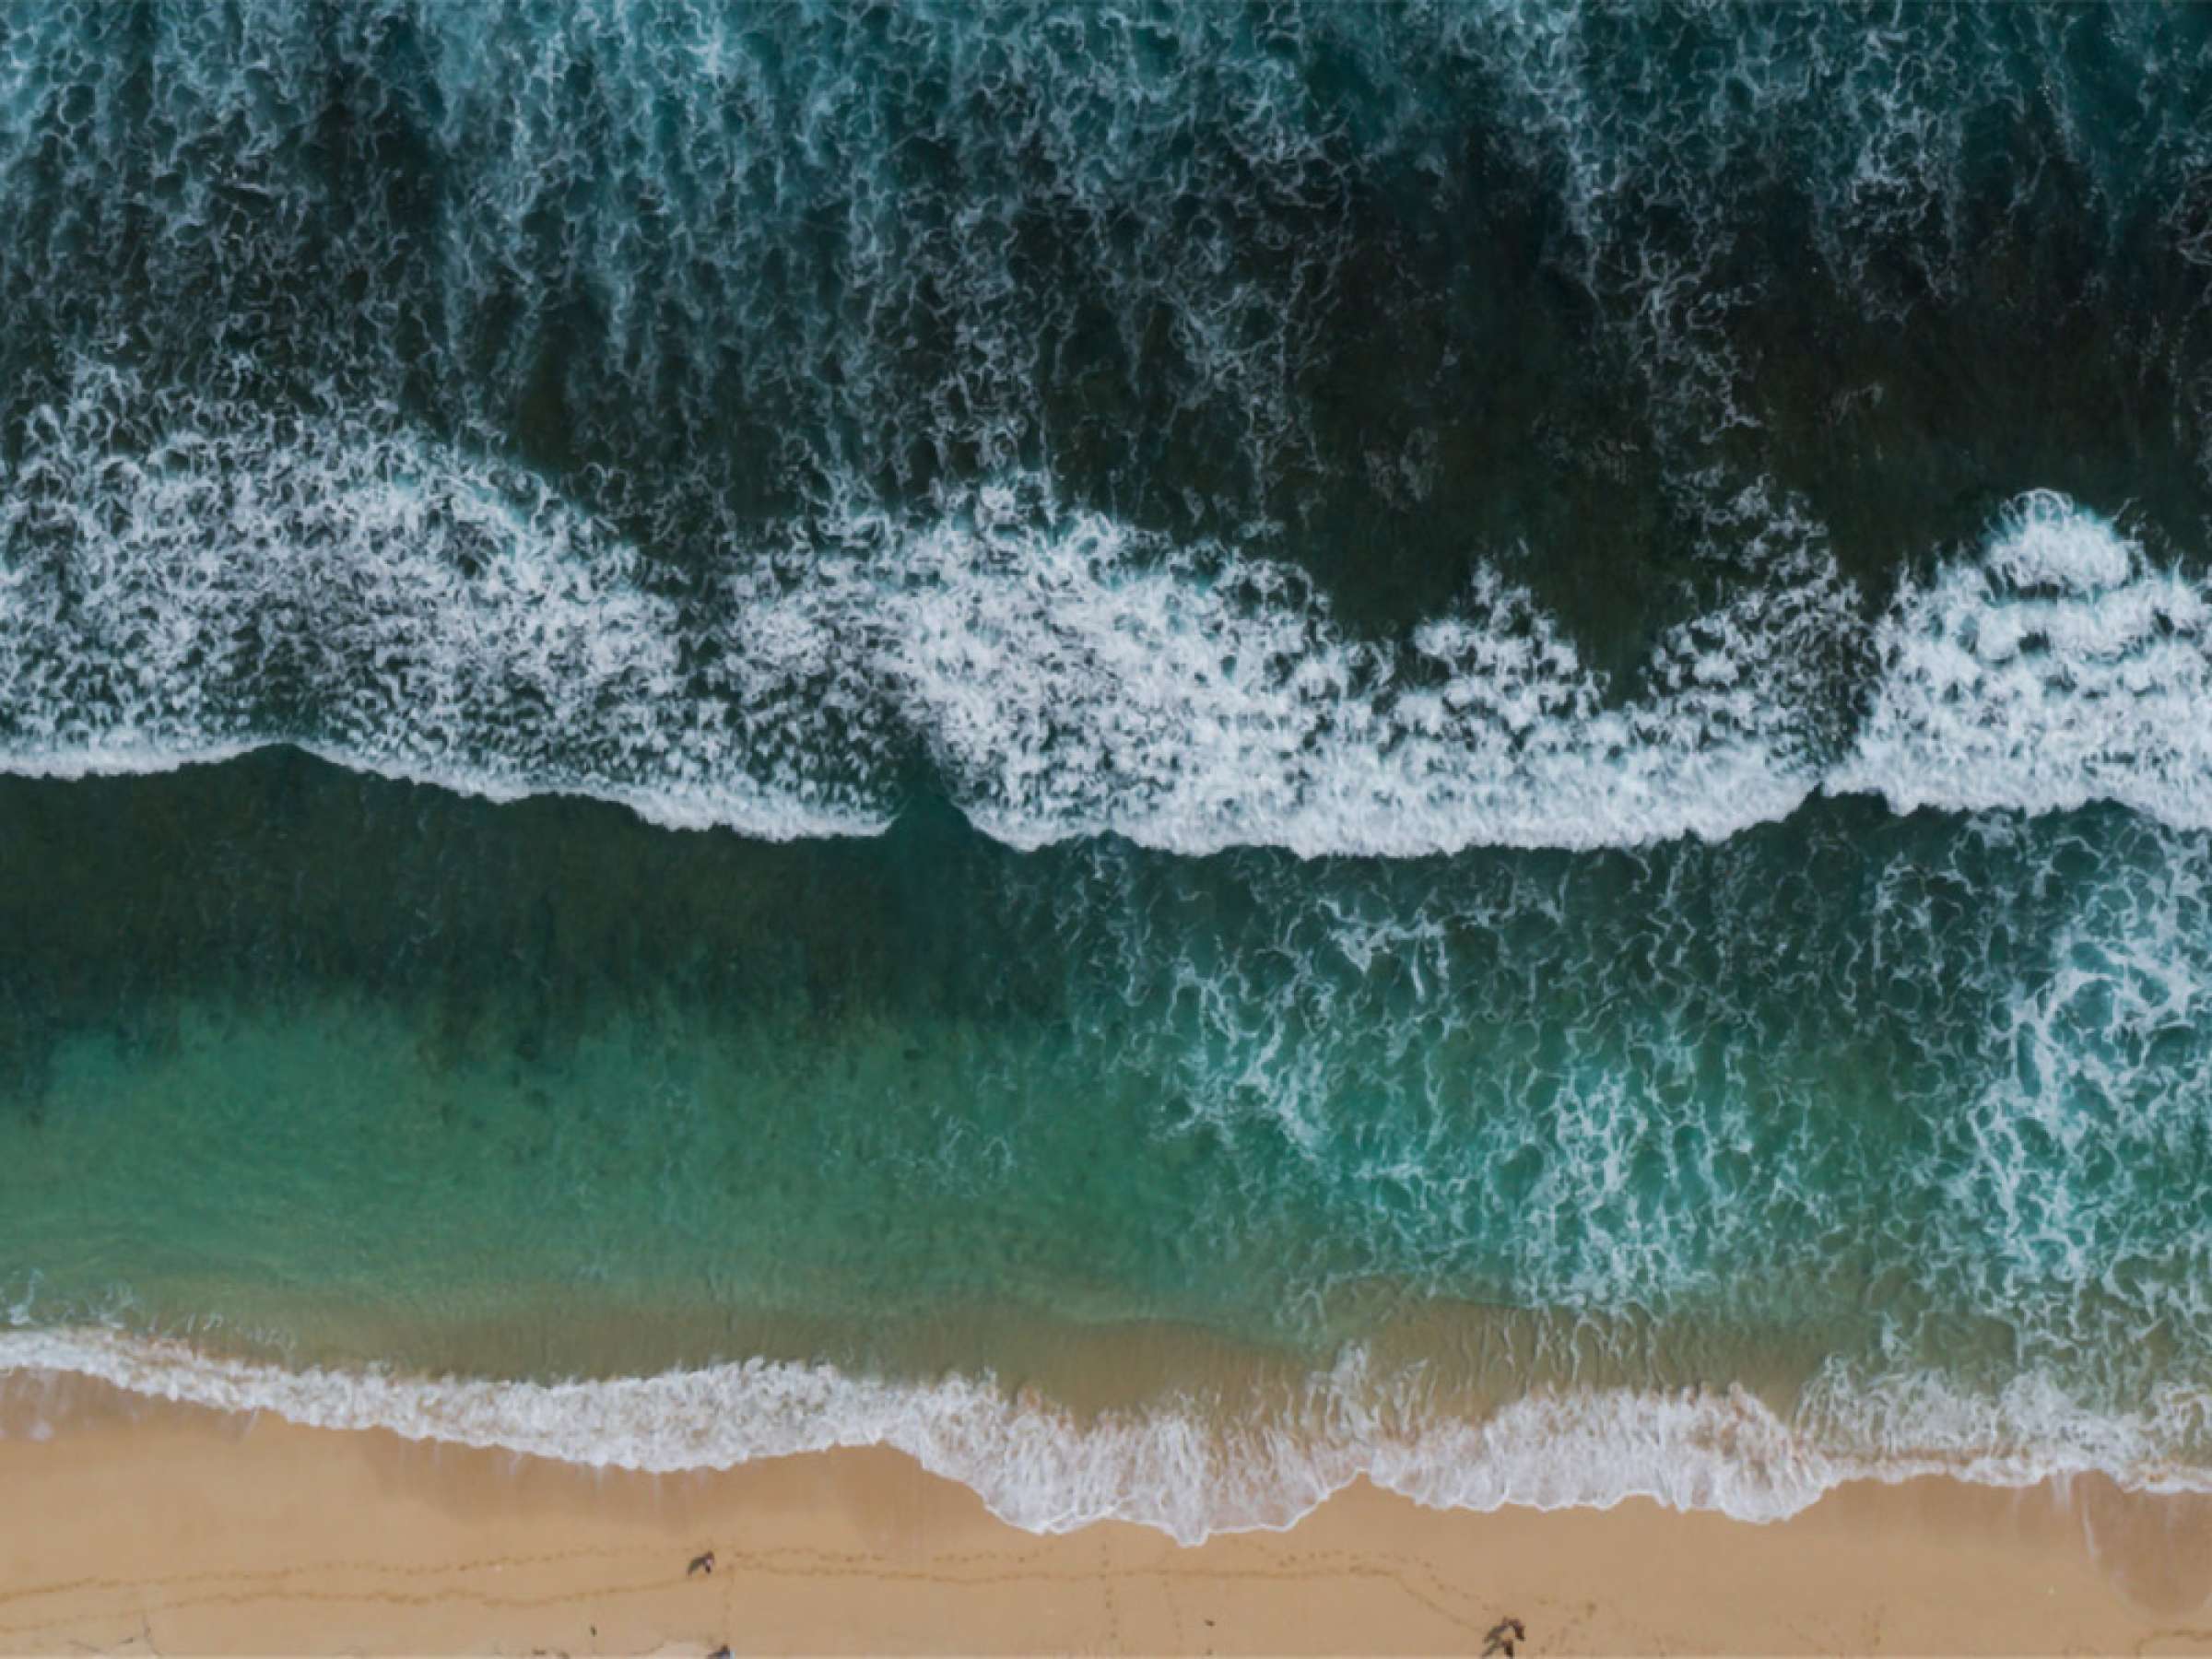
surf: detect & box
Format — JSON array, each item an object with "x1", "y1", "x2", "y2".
[
  {"x1": 7, "y1": 366, "x2": 2212, "y2": 853},
  {"x1": 8, "y1": 1327, "x2": 2212, "y2": 1545}
]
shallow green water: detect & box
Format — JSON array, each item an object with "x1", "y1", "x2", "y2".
[
  {"x1": 1, "y1": 751, "x2": 2206, "y2": 1432},
  {"x1": 8, "y1": 0, "x2": 2212, "y2": 1527}
]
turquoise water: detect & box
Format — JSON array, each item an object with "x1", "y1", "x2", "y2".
[
  {"x1": 6, "y1": 0, "x2": 2212, "y2": 1533},
  {"x1": 8, "y1": 755, "x2": 2212, "y2": 1430}
]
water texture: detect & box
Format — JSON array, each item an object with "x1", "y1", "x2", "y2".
[{"x1": 6, "y1": 0, "x2": 2212, "y2": 1537}]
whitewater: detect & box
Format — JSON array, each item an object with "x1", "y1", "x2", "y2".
[
  {"x1": 5, "y1": 371, "x2": 2208, "y2": 857},
  {"x1": 10, "y1": 0, "x2": 2212, "y2": 1562},
  {"x1": 8, "y1": 1327, "x2": 2212, "y2": 1546}
]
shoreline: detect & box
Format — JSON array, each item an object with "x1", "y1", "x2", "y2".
[
  {"x1": 5, "y1": 1377, "x2": 2212, "y2": 1654},
  {"x1": 9, "y1": 1324, "x2": 2212, "y2": 1540}
]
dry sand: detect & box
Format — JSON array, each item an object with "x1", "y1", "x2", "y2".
[{"x1": 4, "y1": 1376, "x2": 2212, "y2": 1655}]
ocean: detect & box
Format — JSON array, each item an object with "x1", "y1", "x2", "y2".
[{"x1": 6, "y1": 0, "x2": 2212, "y2": 1540}]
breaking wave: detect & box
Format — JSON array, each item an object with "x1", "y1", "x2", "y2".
[
  {"x1": 6, "y1": 371, "x2": 2210, "y2": 854},
  {"x1": 9, "y1": 0, "x2": 2212, "y2": 1559},
  {"x1": 6, "y1": 1328, "x2": 2211, "y2": 1544}
]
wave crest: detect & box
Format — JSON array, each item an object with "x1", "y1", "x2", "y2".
[
  {"x1": 1834, "y1": 491, "x2": 2212, "y2": 826},
  {"x1": 7, "y1": 371, "x2": 2212, "y2": 853}
]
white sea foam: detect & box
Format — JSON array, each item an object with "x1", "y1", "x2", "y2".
[
  {"x1": 4, "y1": 1327, "x2": 2209, "y2": 1542},
  {"x1": 1832, "y1": 491, "x2": 2212, "y2": 828},
  {"x1": 838, "y1": 485, "x2": 2212, "y2": 850},
  {"x1": 822, "y1": 477, "x2": 1843, "y2": 856},
  {"x1": 0, "y1": 365, "x2": 898, "y2": 842},
  {"x1": 4, "y1": 368, "x2": 2207, "y2": 853}
]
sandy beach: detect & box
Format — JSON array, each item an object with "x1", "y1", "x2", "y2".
[{"x1": 0, "y1": 1375, "x2": 2207, "y2": 1655}]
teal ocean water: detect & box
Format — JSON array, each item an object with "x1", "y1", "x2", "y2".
[{"x1": 7, "y1": 0, "x2": 2212, "y2": 1537}]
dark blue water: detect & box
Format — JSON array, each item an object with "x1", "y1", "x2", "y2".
[{"x1": 6, "y1": 0, "x2": 2212, "y2": 1536}]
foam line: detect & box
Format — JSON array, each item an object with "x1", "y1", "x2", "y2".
[
  {"x1": 7, "y1": 371, "x2": 2210, "y2": 853},
  {"x1": 6, "y1": 1329, "x2": 2209, "y2": 1543}
]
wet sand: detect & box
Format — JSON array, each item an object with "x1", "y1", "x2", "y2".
[{"x1": 3, "y1": 1376, "x2": 2211, "y2": 1655}]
